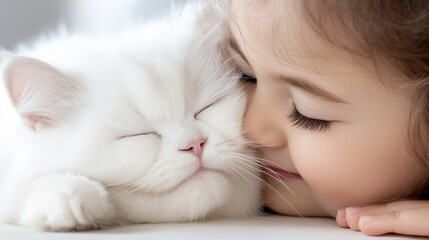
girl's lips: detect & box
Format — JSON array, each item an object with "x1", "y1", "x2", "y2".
[{"x1": 263, "y1": 164, "x2": 302, "y2": 180}]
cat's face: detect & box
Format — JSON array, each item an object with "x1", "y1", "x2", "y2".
[
  {"x1": 69, "y1": 41, "x2": 253, "y2": 221},
  {"x1": 81, "y1": 38, "x2": 249, "y2": 197},
  {"x1": 0, "y1": 2, "x2": 261, "y2": 221}
]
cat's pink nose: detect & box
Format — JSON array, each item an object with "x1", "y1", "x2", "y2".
[{"x1": 179, "y1": 139, "x2": 206, "y2": 159}]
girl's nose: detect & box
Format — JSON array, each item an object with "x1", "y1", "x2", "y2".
[
  {"x1": 243, "y1": 91, "x2": 287, "y2": 148},
  {"x1": 179, "y1": 138, "x2": 206, "y2": 159}
]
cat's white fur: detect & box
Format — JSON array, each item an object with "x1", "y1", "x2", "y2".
[{"x1": 0, "y1": 2, "x2": 261, "y2": 231}]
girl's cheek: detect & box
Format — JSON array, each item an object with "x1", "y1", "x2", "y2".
[
  {"x1": 292, "y1": 132, "x2": 413, "y2": 212},
  {"x1": 290, "y1": 135, "x2": 371, "y2": 208}
]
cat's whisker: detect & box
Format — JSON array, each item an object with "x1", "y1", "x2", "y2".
[
  {"x1": 211, "y1": 132, "x2": 249, "y2": 145},
  {"x1": 226, "y1": 152, "x2": 297, "y2": 198},
  {"x1": 220, "y1": 161, "x2": 243, "y2": 184},
  {"x1": 237, "y1": 135, "x2": 283, "y2": 150},
  {"x1": 232, "y1": 152, "x2": 292, "y2": 173},
  {"x1": 224, "y1": 159, "x2": 303, "y2": 217},
  {"x1": 224, "y1": 161, "x2": 253, "y2": 188}
]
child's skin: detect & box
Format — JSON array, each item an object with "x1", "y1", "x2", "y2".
[{"x1": 228, "y1": 0, "x2": 429, "y2": 237}]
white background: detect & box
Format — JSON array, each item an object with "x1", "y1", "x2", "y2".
[{"x1": 0, "y1": 0, "x2": 187, "y2": 49}]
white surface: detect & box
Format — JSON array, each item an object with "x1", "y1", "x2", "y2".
[{"x1": 0, "y1": 215, "x2": 422, "y2": 240}]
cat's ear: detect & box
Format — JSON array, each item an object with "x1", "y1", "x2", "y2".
[{"x1": 2, "y1": 56, "x2": 80, "y2": 131}]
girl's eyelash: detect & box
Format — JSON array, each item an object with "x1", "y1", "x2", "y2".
[
  {"x1": 240, "y1": 73, "x2": 257, "y2": 84},
  {"x1": 288, "y1": 107, "x2": 331, "y2": 132},
  {"x1": 238, "y1": 67, "x2": 329, "y2": 132}
]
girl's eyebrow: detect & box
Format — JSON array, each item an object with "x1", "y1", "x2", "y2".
[
  {"x1": 274, "y1": 74, "x2": 349, "y2": 104},
  {"x1": 230, "y1": 31, "x2": 347, "y2": 104}
]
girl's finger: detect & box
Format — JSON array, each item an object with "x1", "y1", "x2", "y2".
[
  {"x1": 358, "y1": 207, "x2": 429, "y2": 237},
  {"x1": 343, "y1": 200, "x2": 429, "y2": 231},
  {"x1": 336, "y1": 208, "x2": 348, "y2": 228}
]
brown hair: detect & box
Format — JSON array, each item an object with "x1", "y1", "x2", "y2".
[{"x1": 300, "y1": 1, "x2": 429, "y2": 172}]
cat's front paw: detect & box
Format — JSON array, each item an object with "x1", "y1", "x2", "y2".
[{"x1": 18, "y1": 173, "x2": 116, "y2": 231}]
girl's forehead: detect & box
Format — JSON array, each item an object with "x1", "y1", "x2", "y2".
[
  {"x1": 230, "y1": 0, "x2": 363, "y2": 76},
  {"x1": 228, "y1": 0, "x2": 400, "y2": 100}
]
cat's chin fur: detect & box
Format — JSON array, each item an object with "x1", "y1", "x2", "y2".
[{"x1": 0, "y1": 1, "x2": 262, "y2": 231}]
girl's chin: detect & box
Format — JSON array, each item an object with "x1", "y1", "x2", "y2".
[{"x1": 263, "y1": 179, "x2": 329, "y2": 217}]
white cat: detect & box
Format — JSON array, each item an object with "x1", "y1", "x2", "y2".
[{"x1": 0, "y1": 2, "x2": 261, "y2": 231}]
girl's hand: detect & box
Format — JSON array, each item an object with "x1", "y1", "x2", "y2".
[{"x1": 336, "y1": 200, "x2": 429, "y2": 237}]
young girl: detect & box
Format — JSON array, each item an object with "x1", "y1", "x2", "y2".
[{"x1": 226, "y1": 0, "x2": 429, "y2": 237}]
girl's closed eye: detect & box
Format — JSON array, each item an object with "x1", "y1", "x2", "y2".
[
  {"x1": 240, "y1": 72, "x2": 257, "y2": 84},
  {"x1": 288, "y1": 106, "x2": 331, "y2": 132}
]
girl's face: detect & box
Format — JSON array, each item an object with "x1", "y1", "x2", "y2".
[{"x1": 230, "y1": 0, "x2": 428, "y2": 217}]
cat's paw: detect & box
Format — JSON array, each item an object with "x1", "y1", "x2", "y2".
[{"x1": 18, "y1": 173, "x2": 116, "y2": 231}]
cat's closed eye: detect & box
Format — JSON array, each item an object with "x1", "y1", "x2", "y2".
[
  {"x1": 118, "y1": 132, "x2": 160, "y2": 140},
  {"x1": 194, "y1": 97, "x2": 223, "y2": 119}
]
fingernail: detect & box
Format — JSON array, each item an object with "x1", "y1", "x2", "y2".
[
  {"x1": 359, "y1": 215, "x2": 374, "y2": 226},
  {"x1": 336, "y1": 209, "x2": 348, "y2": 227},
  {"x1": 346, "y1": 207, "x2": 363, "y2": 215},
  {"x1": 337, "y1": 208, "x2": 346, "y2": 219}
]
